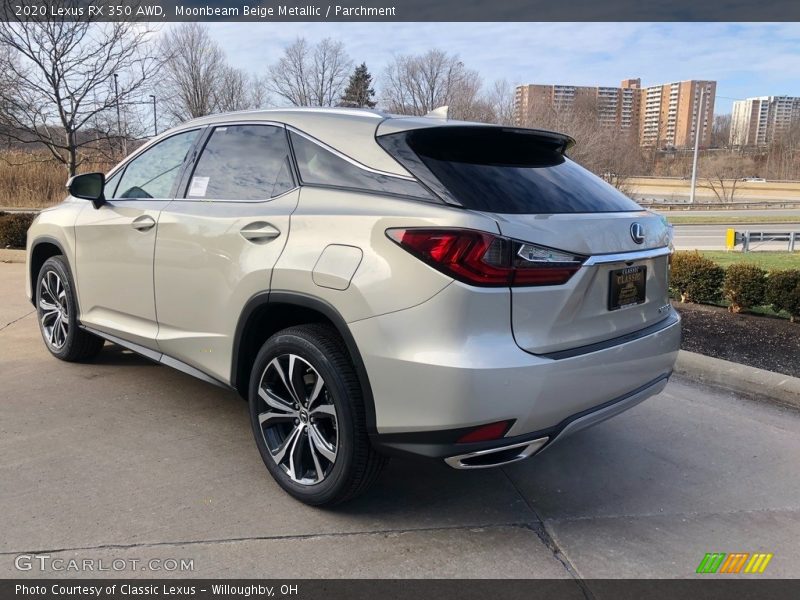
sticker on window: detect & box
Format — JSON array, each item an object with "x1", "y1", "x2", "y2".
[{"x1": 188, "y1": 176, "x2": 210, "y2": 197}]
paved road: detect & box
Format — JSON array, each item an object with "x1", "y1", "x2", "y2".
[
  {"x1": 2, "y1": 262, "x2": 799, "y2": 580},
  {"x1": 672, "y1": 223, "x2": 800, "y2": 250}
]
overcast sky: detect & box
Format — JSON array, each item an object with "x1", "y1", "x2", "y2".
[{"x1": 201, "y1": 22, "x2": 800, "y2": 114}]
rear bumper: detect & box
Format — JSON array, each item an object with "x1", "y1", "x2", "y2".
[
  {"x1": 442, "y1": 375, "x2": 669, "y2": 468},
  {"x1": 350, "y1": 282, "x2": 680, "y2": 462},
  {"x1": 373, "y1": 374, "x2": 670, "y2": 465}
]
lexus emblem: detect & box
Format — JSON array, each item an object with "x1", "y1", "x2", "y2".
[{"x1": 630, "y1": 223, "x2": 645, "y2": 245}]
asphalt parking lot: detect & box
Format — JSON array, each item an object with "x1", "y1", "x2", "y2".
[{"x1": 2, "y1": 261, "x2": 800, "y2": 580}]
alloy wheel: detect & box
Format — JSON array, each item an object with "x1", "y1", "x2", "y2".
[
  {"x1": 39, "y1": 270, "x2": 69, "y2": 350},
  {"x1": 256, "y1": 354, "x2": 339, "y2": 485}
]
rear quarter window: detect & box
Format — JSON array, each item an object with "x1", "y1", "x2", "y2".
[{"x1": 289, "y1": 131, "x2": 436, "y2": 202}]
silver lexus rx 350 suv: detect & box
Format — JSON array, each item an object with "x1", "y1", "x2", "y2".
[{"x1": 26, "y1": 108, "x2": 680, "y2": 505}]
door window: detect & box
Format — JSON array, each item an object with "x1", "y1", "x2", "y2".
[
  {"x1": 115, "y1": 130, "x2": 200, "y2": 199},
  {"x1": 103, "y1": 170, "x2": 121, "y2": 199},
  {"x1": 187, "y1": 125, "x2": 294, "y2": 201}
]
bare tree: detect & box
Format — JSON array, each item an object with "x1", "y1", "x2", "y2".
[
  {"x1": 711, "y1": 114, "x2": 731, "y2": 148},
  {"x1": 266, "y1": 38, "x2": 352, "y2": 107},
  {"x1": 0, "y1": 5, "x2": 159, "y2": 175},
  {"x1": 484, "y1": 79, "x2": 516, "y2": 126},
  {"x1": 159, "y1": 23, "x2": 227, "y2": 122},
  {"x1": 215, "y1": 66, "x2": 252, "y2": 113},
  {"x1": 311, "y1": 38, "x2": 352, "y2": 107},
  {"x1": 765, "y1": 121, "x2": 800, "y2": 180},
  {"x1": 519, "y1": 94, "x2": 645, "y2": 192},
  {"x1": 249, "y1": 74, "x2": 271, "y2": 110},
  {"x1": 698, "y1": 154, "x2": 753, "y2": 202},
  {"x1": 380, "y1": 49, "x2": 483, "y2": 119}
]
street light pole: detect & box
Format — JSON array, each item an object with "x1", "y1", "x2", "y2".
[
  {"x1": 113, "y1": 73, "x2": 127, "y2": 156},
  {"x1": 150, "y1": 95, "x2": 157, "y2": 136},
  {"x1": 689, "y1": 85, "x2": 705, "y2": 205}
]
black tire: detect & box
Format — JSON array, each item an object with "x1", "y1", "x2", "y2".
[
  {"x1": 248, "y1": 324, "x2": 386, "y2": 506},
  {"x1": 35, "y1": 256, "x2": 104, "y2": 362}
]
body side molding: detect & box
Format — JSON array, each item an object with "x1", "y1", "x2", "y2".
[{"x1": 80, "y1": 325, "x2": 234, "y2": 391}]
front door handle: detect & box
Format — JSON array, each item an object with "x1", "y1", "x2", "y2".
[
  {"x1": 131, "y1": 215, "x2": 156, "y2": 232},
  {"x1": 240, "y1": 222, "x2": 281, "y2": 243}
]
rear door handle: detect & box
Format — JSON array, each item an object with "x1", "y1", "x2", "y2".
[
  {"x1": 240, "y1": 222, "x2": 281, "y2": 243},
  {"x1": 131, "y1": 215, "x2": 156, "y2": 232}
]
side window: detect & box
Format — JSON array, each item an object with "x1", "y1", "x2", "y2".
[
  {"x1": 289, "y1": 131, "x2": 435, "y2": 200},
  {"x1": 115, "y1": 130, "x2": 199, "y2": 199},
  {"x1": 104, "y1": 170, "x2": 121, "y2": 199},
  {"x1": 187, "y1": 125, "x2": 294, "y2": 201}
]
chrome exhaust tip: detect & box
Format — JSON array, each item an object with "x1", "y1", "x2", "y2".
[{"x1": 444, "y1": 437, "x2": 549, "y2": 470}]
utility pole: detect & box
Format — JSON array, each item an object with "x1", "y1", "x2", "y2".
[
  {"x1": 689, "y1": 85, "x2": 706, "y2": 205},
  {"x1": 113, "y1": 73, "x2": 127, "y2": 156},
  {"x1": 150, "y1": 95, "x2": 157, "y2": 136}
]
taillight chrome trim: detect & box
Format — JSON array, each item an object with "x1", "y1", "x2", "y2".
[{"x1": 583, "y1": 246, "x2": 671, "y2": 266}]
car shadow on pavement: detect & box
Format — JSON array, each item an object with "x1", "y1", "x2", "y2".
[{"x1": 91, "y1": 343, "x2": 159, "y2": 367}]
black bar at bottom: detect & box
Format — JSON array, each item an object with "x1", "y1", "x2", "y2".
[{"x1": 3, "y1": 579, "x2": 800, "y2": 600}]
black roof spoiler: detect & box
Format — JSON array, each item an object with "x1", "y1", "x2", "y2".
[{"x1": 494, "y1": 126, "x2": 576, "y2": 154}]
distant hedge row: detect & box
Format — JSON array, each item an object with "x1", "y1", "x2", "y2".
[
  {"x1": 0, "y1": 212, "x2": 35, "y2": 249},
  {"x1": 671, "y1": 251, "x2": 800, "y2": 321}
]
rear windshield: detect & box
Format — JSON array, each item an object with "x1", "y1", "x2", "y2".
[{"x1": 378, "y1": 126, "x2": 641, "y2": 214}]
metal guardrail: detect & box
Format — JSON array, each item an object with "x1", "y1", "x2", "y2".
[
  {"x1": 726, "y1": 229, "x2": 800, "y2": 252},
  {"x1": 639, "y1": 200, "x2": 800, "y2": 210}
]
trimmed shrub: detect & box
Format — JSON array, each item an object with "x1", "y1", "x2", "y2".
[
  {"x1": 670, "y1": 251, "x2": 725, "y2": 304},
  {"x1": 766, "y1": 270, "x2": 800, "y2": 322},
  {"x1": 723, "y1": 263, "x2": 766, "y2": 313},
  {"x1": 0, "y1": 212, "x2": 36, "y2": 249}
]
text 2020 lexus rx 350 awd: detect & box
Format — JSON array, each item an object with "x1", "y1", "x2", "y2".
[{"x1": 26, "y1": 108, "x2": 680, "y2": 505}]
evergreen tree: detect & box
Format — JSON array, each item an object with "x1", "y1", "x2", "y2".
[{"x1": 340, "y1": 63, "x2": 376, "y2": 108}]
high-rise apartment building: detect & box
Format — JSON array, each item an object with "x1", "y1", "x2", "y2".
[
  {"x1": 514, "y1": 79, "x2": 642, "y2": 134},
  {"x1": 514, "y1": 78, "x2": 716, "y2": 149},
  {"x1": 640, "y1": 80, "x2": 715, "y2": 148},
  {"x1": 730, "y1": 96, "x2": 800, "y2": 146}
]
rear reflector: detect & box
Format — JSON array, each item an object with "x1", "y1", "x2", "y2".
[
  {"x1": 387, "y1": 228, "x2": 585, "y2": 287},
  {"x1": 457, "y1": 420, "x2": 514, "y2": 444}
]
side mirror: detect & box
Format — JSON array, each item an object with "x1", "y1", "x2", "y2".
[{"x1": 67, "y1": 172, "x2": 105, "y2": 209}]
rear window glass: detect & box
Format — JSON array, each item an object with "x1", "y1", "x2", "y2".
[
  {"x1": 289, "y1": 131, "x2": 435, "y2": 201},
  {"x1": 378, "y1": 127, "x2": 641, "y2": 214}
]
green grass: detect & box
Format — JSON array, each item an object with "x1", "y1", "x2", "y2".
[
  {"x1": 699, "y1": 251, "x2": 799, "y2": 270},
  {"x1": 666, "y1": 215, "x2": 800, "y2": 225}
]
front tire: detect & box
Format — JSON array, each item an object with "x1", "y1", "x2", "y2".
[
  {"x1": 248, "y1": 324, "x2": 386, "y2": 506},
  {"x1": 35, "y1": 256, "x2": 104, "y2": 362}
]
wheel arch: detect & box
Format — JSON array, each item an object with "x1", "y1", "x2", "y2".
[
  {"x1": 231, "y1": 291, "x2": 378, "y2": 435},
  {"x1": 29, "y1": 237, "x2": 71, "y2": 307}
]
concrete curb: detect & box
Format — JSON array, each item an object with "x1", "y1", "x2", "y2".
[
  {"x1": 675, "y1": 350, "x2": 800, "y2": 410},
  {"x1": 0, "y1": 249, "x2": 25, "y2": 264}
]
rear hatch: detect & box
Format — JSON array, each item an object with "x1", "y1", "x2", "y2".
[{"x1": 377, "y1": 123, "x2": 672, "y2": 354}]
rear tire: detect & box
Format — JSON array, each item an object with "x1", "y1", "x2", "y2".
[
  {"x1": 35, "y1": 256, "x2": 104, "y2": 362},
  {"x1": 248, "y1": 324, "x2": 386, "y2": 506}
]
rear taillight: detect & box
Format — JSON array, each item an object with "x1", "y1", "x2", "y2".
[{"x1": 386, "y1": 228, "x2": 585, "y2": 287}]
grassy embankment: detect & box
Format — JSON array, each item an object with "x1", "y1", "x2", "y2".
[
  {"x1": 0, "y1": 152, "x2": 109, "y2": 208},
  {"x1": 698, "y1": 251, "x2": 798, "y2": 270}
]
